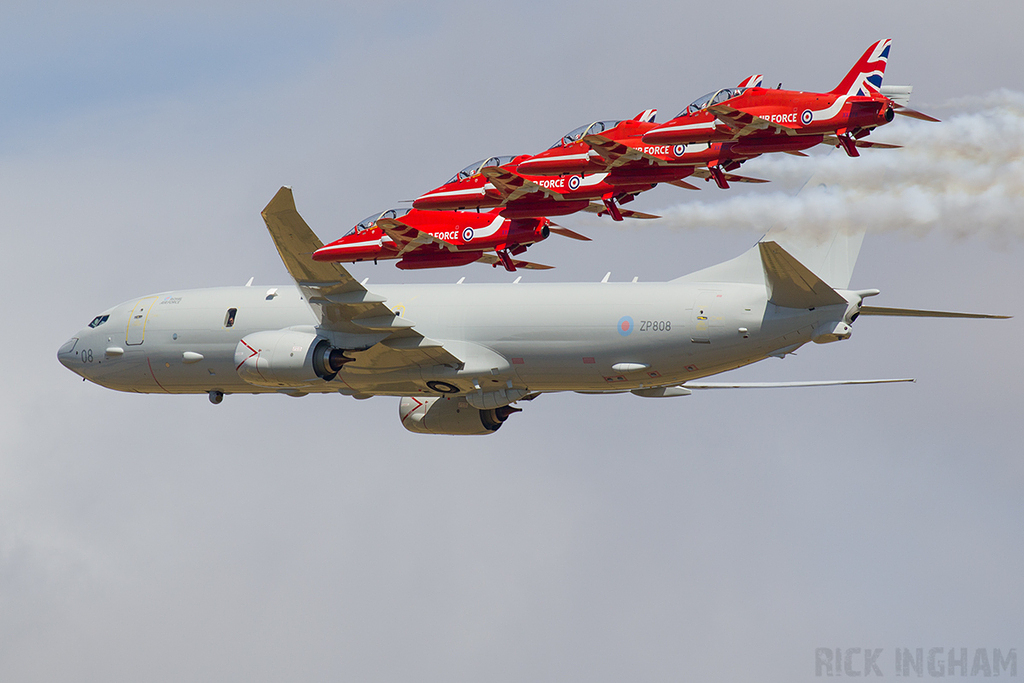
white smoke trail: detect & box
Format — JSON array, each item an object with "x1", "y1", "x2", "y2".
[{"x1": 654, "y1": 90, "x2": 1024, "y2": 240}]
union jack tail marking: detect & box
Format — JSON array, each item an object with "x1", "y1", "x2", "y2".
[
  {"x1": 632, "y1": 108, "x2": 657, "y2": 123},
  {"x1": 737, "y1": 74, "x2": 763, "y2": 88},
  {"x1": 830, "y1": 39, "x2": 891, "y2": 97}
]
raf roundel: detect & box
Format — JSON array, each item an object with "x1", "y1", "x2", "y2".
[
  {"x1": 461, "y1": 227, "x2": 474, "y2": 242},
  {"x1": 618, "y1": 316, "x2": 634, "y2": 336},
  {"x1": 673, "y1": 144, "x2": 687, "y2": 157},
  {"x1": 426, "y1": 380, "x2": 460, "y2": 394},
  {"x1": 567, "y1": 175, "x2": 582, "y2": 191},
  {"x1": 800, "y1": 109, "x2": 813, "y2": 126}
]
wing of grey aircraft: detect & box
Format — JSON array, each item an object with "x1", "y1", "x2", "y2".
[{"x1": 57, "y1": 186, "x2": 1009, "y2": 435}]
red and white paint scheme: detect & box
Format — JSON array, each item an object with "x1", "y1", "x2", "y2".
[
  {"x1": 412, "y1": 152, "x2": 672, "y2": 222},
  {"x1": 642, "y1": 39, "x2": 937, "y2": 158},
  {"x1": 312, "y1": 207, "x2": 589, "y2": 272},
  {"x1": 514, "y1": 101, "x2": 776, "y2": 191},
  {"x1": 415, "y1": 103, "x2": 775, "y2": 217}
]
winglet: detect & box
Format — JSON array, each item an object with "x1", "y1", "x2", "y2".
[
  {"x1": 759, "y1": 241, "x2": 848, "y2": 309},
  {"x1": 261, "y1": 186, "x2": 350, "y2": 285}
]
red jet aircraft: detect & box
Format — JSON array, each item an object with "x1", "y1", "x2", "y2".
[
  {"x1": 312, "y1": 207, "x2": 589, "y2": 272},
  {"x1": 412, "y1": 153, "x2": 671, "y2": 222},
  {"x1": 414, "y1": 103, "x2": 773, "y2": 219},
  {"x1": 641, "y1": 39, "x2": 937, "y2": 159},
  {"x1": 515, "y1": 94, "x2": 778, "y2": 191}
]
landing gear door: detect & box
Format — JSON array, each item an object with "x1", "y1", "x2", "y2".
[{"x1": 126, "y1": 296, "x2": 158, "y2": 345}]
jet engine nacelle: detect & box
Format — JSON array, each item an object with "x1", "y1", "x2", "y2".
[
  {"x1": 399, "y1": 395, "x2": 520, "y2": 435},
  {"x1": 234, "y1": 329, "x2": 349, "y2": 388}
]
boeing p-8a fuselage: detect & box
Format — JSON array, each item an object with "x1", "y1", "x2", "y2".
[
  {"x1": 57, "y1": 188, "x2": 1004, "y2": 435},
  {"x1": 59, "y1": 279, "x2": 843, "y2": 394}
]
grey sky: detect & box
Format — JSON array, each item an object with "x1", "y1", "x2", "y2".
[{"x1": 2, "y1": 2, "x2": 1022, "y2": 681}]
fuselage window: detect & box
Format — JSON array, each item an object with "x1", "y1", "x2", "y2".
[
  {"x1": 224, "y1": 308, "x2": 237, "y2": 328},
  {"x1": 88, "y1": 314, "x2": 109, "y2": 328}
]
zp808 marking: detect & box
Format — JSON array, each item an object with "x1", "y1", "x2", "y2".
[{"x1": 639, "y1": 320, "x2": 671, "y2": 332}]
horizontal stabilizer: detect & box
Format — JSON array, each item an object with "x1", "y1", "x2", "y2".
[
  {"x1": 723, "y1": 173, "x2": 769, "y2": 184},
  {"x1": 692, "y1": 167, "x2": 769, "y2": 184},
  {"x1": 582, "y1": 203, "x2": 660, "y2": 220},
  {"x1": 759, "y1": 241, "x2": 848, "y2": 309},
  {"x1": 684, "y1": 378, "x2": 915, "y2": 389},
  {"x1": 548, "y1": 224, "x2": 591, "y2": 241},
  {"x1": 893, "y1": 104, "x2": 940, "y2": 122},
  {"x1": 668, "y1": 179, "x2": 701, "y2": 190},
  {"x1": 823, "y1": 135, "x2": 901, "y2": 150},
  {"x1": 859, "y1": 306, "x2": 1010, "y2": 319},
  {"x1": 475, "y1": 254, "x2": 554, "y2": 270}
]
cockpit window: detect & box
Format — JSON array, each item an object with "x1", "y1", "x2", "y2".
[
  {"x1": 88, "y1": 314, "x2": 109, "y2": 328},
  {"x1": 224, "y1": 308, "x2": 237, "y2": 328},
  {"x1": 345, "y1": 207, "x2": 413, "y2": 236},
  {"x1": 677, "y1": 88, "x2": 746, "y2": 117},
  {"x1": 549, "y1": 120, "x2": 622, "y2": 148},
  {"x1": 445, "y1": 155, "x2": 517, "y2": 184}
]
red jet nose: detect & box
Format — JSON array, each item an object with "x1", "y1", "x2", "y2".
[{"x1": 312, "y1": 244, "x2": 350, "y2": 261}]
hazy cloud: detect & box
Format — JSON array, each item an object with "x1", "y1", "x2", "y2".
[{"x1": 654, "y1": 91, "x2": 1024, "y2": 241}]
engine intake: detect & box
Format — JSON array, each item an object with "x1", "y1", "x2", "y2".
[
  {"x1": 399, "y1": 396, "x2": 521, "y2": 435},
  {"x1": 235, "y1": 329, "x2": 351, "y2": 388}
]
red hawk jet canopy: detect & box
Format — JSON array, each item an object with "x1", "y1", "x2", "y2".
[
  {"x1": 678, "y1": 88, "x2": 748, "y2": 117},
  {"x1": 548, "y1": 120, "x2": 622, "y2": 148},
  {"x1": 345, "y1": 207, "x2": 412, "y2": 237},
  {"x1": 446, "y1": 156, "x2": 519, "y2": 184}
]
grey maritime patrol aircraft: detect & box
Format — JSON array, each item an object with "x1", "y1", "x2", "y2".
[{"x1": 57, "y1": 187, "x2": 1008, "y2": 435}]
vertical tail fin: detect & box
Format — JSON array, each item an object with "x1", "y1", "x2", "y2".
[
  {"x1": 830, "y1": 39, "x2": 891, "y2": 97},
  {"x1": 737, "y1": 74, "x2": 763, "y2": 88},
  {"x1": 632, "y1": 108, "x2": 657, "y2": 123}
]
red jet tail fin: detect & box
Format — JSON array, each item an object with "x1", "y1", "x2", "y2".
[
  {"x1": 737, "y1": 74, "x2": 763, "y2": 88},
  {"x1": 830, "y1": 39, "x2": 891, "y2": 97},
  {"x1": 631, "y1": 108, "x2": 657, "y2": 123}
]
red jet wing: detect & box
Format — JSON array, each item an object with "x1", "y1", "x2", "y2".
[
  {"x1": 376, "y1": 217, "x2": 459, "y2": 256},
  {"x1": 479, "y1": 166, "x2": 563, "y2": 204},
  {"x1": 706, "y1": 103, "x2": 798, "y2": 137},
  {"x1": 582, "y1": 134, "x2": 668, "y2": 168}
]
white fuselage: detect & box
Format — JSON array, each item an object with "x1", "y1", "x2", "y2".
[{"x1": 58, "y1": 279, "x2": 851, "y2": 398}]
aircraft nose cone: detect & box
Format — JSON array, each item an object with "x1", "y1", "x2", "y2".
[{"x1": 57, "y1": 337, "x2": 81, "y2": 372}]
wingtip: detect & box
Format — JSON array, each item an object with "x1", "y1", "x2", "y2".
[{"x1": 263, "y1": 186, "x2": 297, "y2": 217}]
